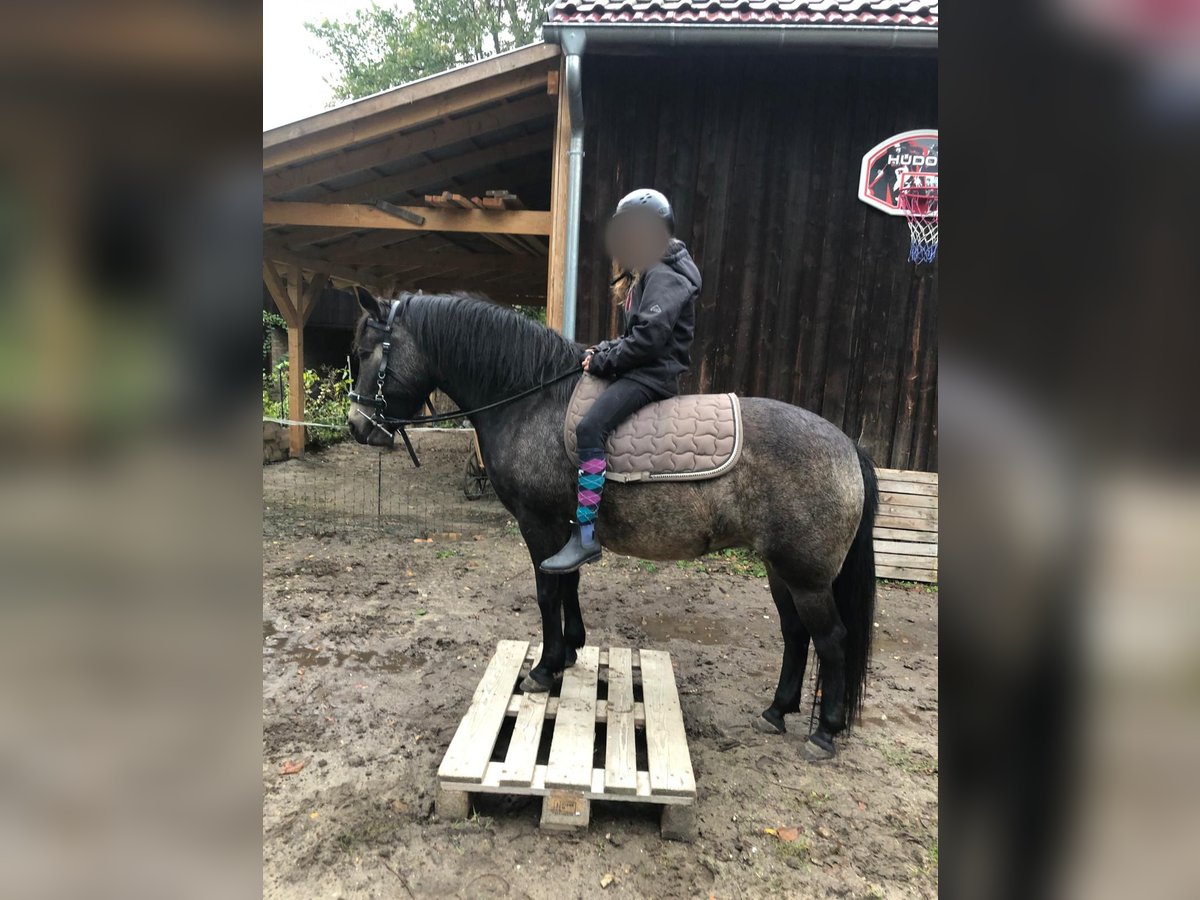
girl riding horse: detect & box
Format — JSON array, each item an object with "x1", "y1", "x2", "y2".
[{"x1": 541, "y1": 189, "x2": 702, "y2": 573}]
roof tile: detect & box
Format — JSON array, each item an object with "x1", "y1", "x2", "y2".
[{"x1": 546, "y1": 0, "x2": 938, "y2": 28}]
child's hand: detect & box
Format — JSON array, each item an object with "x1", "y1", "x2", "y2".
[{"x1": 582, "y1": 350, "x2": 594, "y2": 371}]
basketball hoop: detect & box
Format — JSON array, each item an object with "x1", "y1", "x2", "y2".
[{"x1": 897, "y1": 172, "x2": 938, "y2": 264}]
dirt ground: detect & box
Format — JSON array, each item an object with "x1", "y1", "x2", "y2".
[{"x1": 263, "y1": 451, "x2": 938, "y2": 900}]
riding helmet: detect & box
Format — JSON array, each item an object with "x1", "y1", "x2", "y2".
[{"x1": 613, "y1": 188, "x2": 674, "y2": 234}]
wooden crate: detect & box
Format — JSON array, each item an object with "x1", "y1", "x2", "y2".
[
  {"x1": 436, "y1": 640, "x2": 697, "y2": 840},
  {"x1": 874, "y1": 467, "x2": 938, "y2": 584}
]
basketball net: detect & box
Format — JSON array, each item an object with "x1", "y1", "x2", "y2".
[{"x1": 898, "y1": 173, "x2": 938, "y2": 264}]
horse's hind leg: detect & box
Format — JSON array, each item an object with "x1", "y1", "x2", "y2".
[
  {"x1": 765, "y1": 561, "x2": 848, "y2": 759},
  {"x1": 753, "y1": 565, "x2": 811, "y2": 735},
  {"x1": 791, "y1": 586, "x2": 847, "y2": 760}
]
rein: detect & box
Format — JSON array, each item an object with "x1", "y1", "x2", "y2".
[{"x1": 351, "y1": 298, "x2": 581, "y2": 467}]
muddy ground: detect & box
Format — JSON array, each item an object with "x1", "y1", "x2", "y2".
[{"x1": 263, "y1": 448, "x2": 938, "y2": 899}]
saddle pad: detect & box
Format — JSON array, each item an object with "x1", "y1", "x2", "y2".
[{"x1": 563, "y1": 375, "x2": 743, "y2": 483}]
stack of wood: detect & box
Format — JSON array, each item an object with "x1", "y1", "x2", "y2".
[{"x1": 423, "y1": 190, "x2": 548, "y2": 256}]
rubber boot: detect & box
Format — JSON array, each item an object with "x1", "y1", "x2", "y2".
[{"x1": 540, "y1": 522, "x2": 602, "y2": 574}]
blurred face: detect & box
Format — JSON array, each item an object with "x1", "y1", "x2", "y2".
[{"x1": 605, "y1": 210, "x2": 670, "y2": 272}]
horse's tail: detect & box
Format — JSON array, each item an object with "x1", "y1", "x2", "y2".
[{"x1": 830, "y1": 444, "x2": 879, "y2": 726}]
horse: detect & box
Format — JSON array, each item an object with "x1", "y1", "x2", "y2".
[{"x1": 346, "y1": 288, "x2": 878, "y2": 759}]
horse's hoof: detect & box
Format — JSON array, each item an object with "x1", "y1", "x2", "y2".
[
  {"x1": 564, "y1": 647, "x2": 577, "y2": 668},
  {"x1": 803, "y1": 734, "x2": 836, "y2": 761},
  {"x1": 520, "y1": 673, "x2": 553, "y2": 693},
  {"x1": 751, "y1": 712, "x2": 786, "y2": 735}
]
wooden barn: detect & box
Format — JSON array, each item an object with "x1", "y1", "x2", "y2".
[
  {"x1": 262, "y1": 1, "x2": 937, "y2": 475},
  {"x1": 543, "y1": 1, "x2": 938, "y2": 472}
]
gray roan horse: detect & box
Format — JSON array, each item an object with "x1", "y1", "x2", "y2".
[{"x1": 347, "y1": 288, "x2": 878, "y2": 759}]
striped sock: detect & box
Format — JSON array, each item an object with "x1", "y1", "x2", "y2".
[{"x1": 576, "y1": 452, "x2": 606, "y2": 533}]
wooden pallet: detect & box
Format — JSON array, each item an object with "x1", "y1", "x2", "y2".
[
  {"x1": 874, "y1": 467, "x2": 938, "y2": 583},
  {"x1": 436, "y1": 640, "x2": 697, "y2": 840}
]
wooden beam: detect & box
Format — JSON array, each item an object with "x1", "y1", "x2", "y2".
[
  {"x1": 264, "y1": 44, "x2": 558, "y2": 148},
  {"x1": 264, "y1": 65, "x2": 554, "y2": 172},
  {"x1": 262, "y1": 260, "x2": 297, "y2": 324},
  {"x1": 546, "y1": 58, "x2": 571, "y2": 334},
  {"x1": 316, "y1": 131, "x2": 551, "y2": 206},
  {"x1": 300, "y1": 272, "x2": 329, "y2": 319},
  {"x1": 264, "y1": 201, "x2": 552, "y2": 235},
  {"x1": 264, "y1": 93, "x2": 555, "y2": 196},
  {"x1": 266, "y1": 254, "x2": 373, "y2": 288},
  {"x1": 267, "y1": 246, "x2": 545, "y2": 283},
  {"x1": 285, "y1": 320, "x2": 305, "y2": 458}
]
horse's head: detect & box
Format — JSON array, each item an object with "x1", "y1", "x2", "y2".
[{"x1": 347, "y1": 287, "x2": 433, "y2": 446}]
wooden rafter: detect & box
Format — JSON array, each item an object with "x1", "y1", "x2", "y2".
[
  {"x1": 264, "y1": 93, "x2": 555, "y2": 196},
  {"x1": 268, "y1": 245, "x2": 546, "y2": 279},
  {"x1": 313, "y1": 131, "x2": 551, "y2": 205},
  {"x1": 263, "y1": 201, "x2": 552, "y2": 235},
  {"x1": 264, "y1": 65, "x2": 555, "y2": 172}
]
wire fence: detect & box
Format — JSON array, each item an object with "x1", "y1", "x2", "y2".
[{"x1": 262, "y1": 434, "x2": 513, "y2": 540}]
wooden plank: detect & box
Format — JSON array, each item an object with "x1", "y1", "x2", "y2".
[
  {"x1": 874, "y1": 526, "x2": 938, "y2": 543},
  {"x1": 876, "y1": 552, "x2": 939, "y2": 570},
  {"x1": 498, "y1": 691, "x2": 549, "y2": 787},
  {"x1": 544, "y1": 646, "x2": 599, "y2": 791},
  {"x1": 264, "y1": 93, "x2": 555, "y2": 196},
  {"x1": 264, "y1": 201, "x2": 552, "y2": 235},
  {"x1": 320, "y1": 132, "x2": 550, "y2": 205},
  {"x1": 438, "y1": 640, "x2": 530, "y2": 783},
  {"x1": 264, "y1": 48, "x2": 558, "y2": 168},
  {"x1": 639, "y1": 650, "x2": 696, "y2": 798},
  {"x1": 877, "y1": 479, "x2": 938, "y2": 497},
  {"x1": 604, "y1": 647, "x2": 637, "y2": 796},
  {"x1": 473, "y1": 763, "x2": 692, "y2": 805},
  {"x1": 504, "y1": 695, "x2": 646, "y2": 727},
  {"x1": 876, "y1": 513, "x2": 938, "y2": 532},
  {"x1": 876, "y1": 564, "x2": 938, "y2": 583},
  {"x1": 880, "y1": 491, "x2": 938, "y2": 509},
  {"x1": 877, "y1": 467, "x2": 939, "y2": 484},
  {"x1": 874, "y1": 540, "x2": 938, "y2": 558},
  {"x1": 444, "y1": 193, "x2": 529, "y2": 255}
]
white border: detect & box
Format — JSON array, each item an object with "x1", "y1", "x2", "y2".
[{"x1": 858, "y1": 129, "x2": 939, "y2": 217}]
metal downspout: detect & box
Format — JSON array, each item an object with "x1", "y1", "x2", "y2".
[{"x1": 560, "y1": 32, "x2": 586, "y2": 342}]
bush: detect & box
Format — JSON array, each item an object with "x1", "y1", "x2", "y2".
[
  {"x1": 263, "y1": 361, "x2": 351, "y2": 450},
  {"x1": 263, "y1": 310, "x2": 286, "y2": 364}
]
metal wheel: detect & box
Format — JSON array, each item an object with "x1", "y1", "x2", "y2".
[{"x1": 463, "y1": 452, "x2": 489, "y2": 500}]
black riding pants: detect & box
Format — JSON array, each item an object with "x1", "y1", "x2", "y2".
[{"x1": 576, "y1": 377, "x2": 662, "y2": 455}]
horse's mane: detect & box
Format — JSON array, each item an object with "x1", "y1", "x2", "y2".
[{"x1": 399, "y1": 292, "x2": 584, "y2": 402}]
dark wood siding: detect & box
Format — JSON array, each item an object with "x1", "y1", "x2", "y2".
[{"x1": 576, "y1": 51, "x2": 937, "y2": 471}]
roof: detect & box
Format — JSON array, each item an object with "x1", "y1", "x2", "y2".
[
  {"x1": 262, "y1": 43, "x2": 560, "y2": 302},
  {"x1": 546, "y1": 0, "x2": 938, "y2": 29}
]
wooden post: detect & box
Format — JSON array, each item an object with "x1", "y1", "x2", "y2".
[
  {"x1": 262, "y1": 261, "x2": 328, "y2": 458},
  {"x1": 546, "y1": 56, "x2": 571, "y2": 334}
]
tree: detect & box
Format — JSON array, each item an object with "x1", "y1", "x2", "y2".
[{"x1": 307, "y1": 1, "x2": 544, "y2": 103}]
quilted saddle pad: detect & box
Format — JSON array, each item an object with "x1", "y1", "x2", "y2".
[{"x1": 563, "y1": 375, "x2": 743, "y2": 483}]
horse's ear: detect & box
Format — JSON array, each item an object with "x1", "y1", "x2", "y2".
[{"x1": 353, "y1": 285, "x2": 383, "y2": 317}]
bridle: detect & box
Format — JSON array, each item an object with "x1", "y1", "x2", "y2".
[{"x1": 350, "y1": 297, "x2": 581, "y2": 467}]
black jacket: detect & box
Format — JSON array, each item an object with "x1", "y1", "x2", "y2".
[{"x1": 587, "y1": 240, "x2": 701, "y2": 398}]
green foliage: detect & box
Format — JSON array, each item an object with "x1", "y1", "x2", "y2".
[
  {"x1": 263, "y1": 361, "x2": 351, "y2": 449},
  {"x1": 263, "y1": 310, "x2": 286, "y2": 363},
  {"x1": 307, "y1": 1, "x2": 545, "y2": 103}
]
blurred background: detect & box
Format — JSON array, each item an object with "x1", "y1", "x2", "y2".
[{"x1": 0, "y1": 1, "x2": 1196, "y2": 897}]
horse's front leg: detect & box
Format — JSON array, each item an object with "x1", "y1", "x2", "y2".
[
  {"x1": 521, "y1": 567, "x2": 567, "y2": 691},
  {"x1": 560, "y1": 570, "x2": 584, "y2": 669}
]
